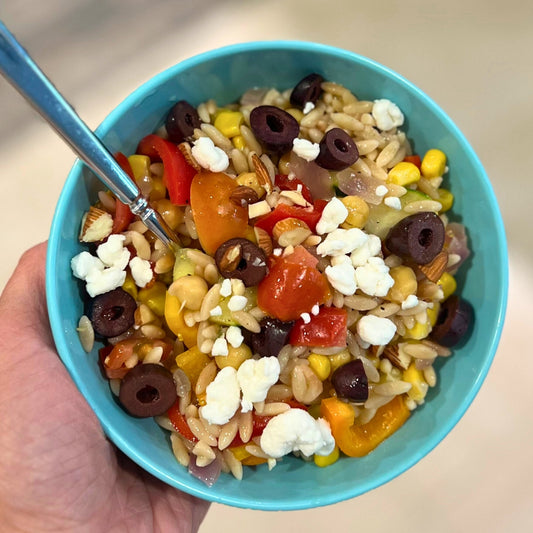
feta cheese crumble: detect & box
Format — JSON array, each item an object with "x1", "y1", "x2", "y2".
[
  {"x1": 97, "y1": 234, "x2": 130, "y2": 269},
  {"x1": 317, "y1": 227, "x2": 368, "y2": 257},
  {"x1": 192, "y1": 136, "x2": 229, "y2": 172},
  {"x1": 357, "y1": 315, "x2": 397, "y2": 346},
  {"x1": 212, "y1": 336, "x2": 229, "y2": 357},
  {"x1": 354, "y1": 256, "x2": 394, "y2": 297},
  {"x1": 227, "y1": 295, "x2": 248, "y2": 312},
  {"x1": 384, "y1": 196, "x2": 402, "y2": 210},
  {"x1": 129, "y1": 256, "x2": 152, "y2": 288},
  {"x1": 292, "y1": 138, "x2": 320, "y2": 162},
  {"x1": 226, "y1": 326, "x2": 244, "y2": 348},
  {"x1": 325, "y1": 255, "x2": 357, "y2": 295},
  {"x1": 350, "y1": 234, "x2": 382, "y2": 267},
  {"x1": 303, "y1": 101, "x2": 315, "y2": 114},
  {"x1": 375, "y1": 184, "x2": 388, "y2": 197},
  {"x1": 372, "y1": 99, "x2": 404, "y2": 131},
  {"x1": 220, "y1": 278, "x2": 232, "y2": 297},
  {"x1": 316, "y1": 197, "x2": 348, "y2": 235},
  {"x1": 237, "y1": 357, "x2": 280, "y2": 413},
  {"x1": 260, "y1": 409, "x2": 335, "y2": 459},
  {"x1": 401, "y1": 294, "x2": 419, "y2": 310},
  {"x1": 200, "y1": 367, "x2": 241, "y2": 425}
]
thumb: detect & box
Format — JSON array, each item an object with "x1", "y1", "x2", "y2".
[{"x1": 0, "y1": 241, "x2": 54, "y2": 351}]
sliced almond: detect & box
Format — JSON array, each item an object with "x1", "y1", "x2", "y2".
[
  {"x1": 79, "y1": 206, "x2": 113, "y2": 242},
  {"x1": 254, "y1": 226, "x2": 273, "y2": 256},
  {"x1": 382, "y1": 344, "x2": 411, "y2": 370},
  {"x1": 419, "y1": 251, "x2": 449, "y2": 283},
  {"x1": 178, "y1": 142, "x2": 202, "y2": 172},
  {"x1": 272, "y1": 217, "x2": 310, "y2": 241},
  {"x1": 248, "y1": 200, "x2": 271, "y2": 219},
  {"x1": 279, "y1": 190, "x2": 312, "y2": 207},
  {"x1": 252, "y1": 153, "x2": 273, "y2": 194}
]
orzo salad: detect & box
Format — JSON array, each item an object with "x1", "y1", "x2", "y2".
[{"x1": 72, "y1": 73, "x2": 472, "y2": 485}]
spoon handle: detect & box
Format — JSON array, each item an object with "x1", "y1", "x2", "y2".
[{"x1": 0, "y1": 21, "x2": 177, "y2": 248}]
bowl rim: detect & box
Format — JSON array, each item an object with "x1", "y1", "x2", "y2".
[{"x1": 46, "y1": 40, "x2": 509, "y2": 510}]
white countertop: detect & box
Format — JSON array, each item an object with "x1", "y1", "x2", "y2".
[{"x1": 0, "y1": 1, "x2": 531, "y2": 531}]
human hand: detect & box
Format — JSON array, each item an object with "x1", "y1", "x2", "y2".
[{"x1": 0, "y1": 243, "x2": 210, "y2": 532}]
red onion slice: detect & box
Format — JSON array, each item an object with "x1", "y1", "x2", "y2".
[{"x1": 188, "y1": 455, "x2": 221, "y2": 487}]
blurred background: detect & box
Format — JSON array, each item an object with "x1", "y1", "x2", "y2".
[{"x1": 0, "y1": 1, "x2": 531, "y2": 531}]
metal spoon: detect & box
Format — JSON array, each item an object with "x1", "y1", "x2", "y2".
[{"x1": 0, "y1": 20, "x2": 179, "y2": 249}]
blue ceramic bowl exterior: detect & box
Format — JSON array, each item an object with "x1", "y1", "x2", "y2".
[{"x1": 46, "y1": 41, "x2": 508, "y2": 510}]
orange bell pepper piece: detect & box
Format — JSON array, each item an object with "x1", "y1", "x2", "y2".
[
  {"x1": 320, "y1": 395, "x2": 410, "y2": 457},
  {"x1": 230, "y1": 445, "x2": 268, "y2": 466},
  {"x1": 164, "y1": 292, "x2": 198, "y2": 348},
  {"x1": 175, "y1": 346, "x2": 211, "y2": 390}
]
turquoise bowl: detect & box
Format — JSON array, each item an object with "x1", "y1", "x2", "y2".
[{"x1": 46, "y1": 41, "x2": 508, "y2": 510}]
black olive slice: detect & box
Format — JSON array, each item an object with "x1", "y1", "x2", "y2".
[
  {"x1": 119, "y1": 364, "x2": 177, "y2": 418},
  {"x1": 315, "y1": 128, "x2": 359, "y2": 171},
  {"x1": 431, "y1": 295, "x2": 473, "y2": 347},
  {"x1": 249, "y1": 105, "x2": 300, "y2": 153},
  {"x1": 250, "y1": 317, "x2": 295, "y2": 358},
  {"x1": 89, "y1": 288, "x2": 136, "y2": 338},
  {"x1": 165, "y1": 100, "x2": 201, "y2": 143},
  {"x1": 331, "y1": 359, "x2": 368, "y2": 402},
  {"x1": 290, "y1": 73, "x2": 324, "y2": 108},
  {"x1": 385, "y1": 212, "x2": 445, "y2": 265},
  {"x1": 214, "y1": 238, "x2": 267, "y2": 287}
]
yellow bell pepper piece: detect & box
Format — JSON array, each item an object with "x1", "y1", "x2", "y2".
[
  {"x1": 387, "y1": 162, "x2": 421, "y2": 186},
  {"x1": 137, "y1": 281, "x2": 167, "y2": 317},
  {"x1": 421, "y1": 149, "x2": 447, "y2": 179},
  {"x1": 128, "y1": 155, "x2": 151, "y2": 181},
  {"x1": 230, "y1": 445, "x2": 268, "y2": 466},
  {"x1": 121, "y1": 272, "x2": 138, "y2": 300},
  {"x1": 328, "y1": 349, "x2": 351, "y2": 373},
  {"x1": 175, "y1": 345, "x2": 211, "y2": 389},
  {"x1": 164, "y1": 292, "x2": 198, "y2": 348},
  {"x1": 214, "y1": 110, "x2": 244, "y2": 138},
  {"x1": 403, "y1": 362, "x2": 428, "y2": 402},
  {"x1": 314, "y1": 445, "x2": 339, "y2": 467},
  {"x1": 320, "y1": 396, "x2": 410, "y2": 457}
]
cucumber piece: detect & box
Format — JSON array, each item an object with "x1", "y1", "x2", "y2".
[
  {"x1": 209, "y1": 287, "x2": 257, "y2": 326},
  {"x1": 173, "y1": 248, "x2": 196, "y2": 280},
  {"x1": 400, "y1": 190, "x2": 431, "y2": 208},
  {"x1": 364, "y1": 204, "x2": 407, "y2": 239}
]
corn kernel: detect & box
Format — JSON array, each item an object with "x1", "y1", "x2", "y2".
[
  {"x1": 386, "y1": 265, "x2": 417, "y2": 303},
  {"x1": 437, "y1": 188, "x2": 454, "y2": 212},
  {"x1": 286, "y1": 108, "x2": 304, "y2": 123},
  {"x1": 403, "y1": 362, "x2": 428, "y2": 402},
  {"x1": 426, "y1": 302, "x2": 440, "y2": 327},
  {"x1": 403, "y1": 320, "x2": 431, "y2": 340},
  {"x1": 214, "y1": 110, "x2": 244, "y2": 138},
  {"x1": 232, "y1": 135, "x2": 246, "y2": 150},
  {"x1": 387, "y1": 161, "x2": 421, "y2": 186},
  {"x1": 438, "y1": 272, "x2": 457, "y2": 301},
  {"x1": 308, "y1": 353, "x2": 332, "y2": 381},
  {"x1": 314, "y1": 445, "x2": 340, "y2": 468},
  {"x1": 421, "y1": 149, "x2": 447, "y2": 179},
  {"x1": 128, "y1": 155, "x2": 151, "y2": 181},
  {"x1": 328, "y1": 349, "x2": 351, "y2": 373},
  {"x1": 340, "y1": 195, "x2": 370, "y2": 229},
  {"x1": 236, "y1": 172, "x2": 265, "y2": 197}
]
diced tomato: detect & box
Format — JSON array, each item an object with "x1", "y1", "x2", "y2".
[
  {"x1": 111, "y1": 152, "x2": 135, "y2": 233},
  {"x1": 403, "y1": 154, "x2": 422, "y2": 169},
  {"x1": 258, "y1": 247, "x2": 330, "y2": 321},
  {"x1": 229, "y1": 413, "x2": 273, "y2": 448},
  {"x1": 275, "y1": 174, "x2": 313, "y2": 203},
  {"x1": 167, "y1": 401, "x2": 198, "y2": 442},
  {"x1": 254, "y1": 199, "x2": 327, "y2": 235},
  {"x1": 289, "y1": 306, "x2": 348, "y2": 347},
  {"x1": 137, "y1": 134, "x2": 197, "y2": 205}
]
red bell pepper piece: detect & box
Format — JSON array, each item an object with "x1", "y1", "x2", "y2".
[
  {"x1": 403, "y1": 154, "x2": 422, "y2": 169},
  {"x1": 167, "y1": 401, "x2": 198, "y2": 442},
  {"x1": 289, "y1": 306, "x2": 348, "y2": 347},
  {"x1": 254, "y1": 199, "x2": 327, "y2": 234},
  {"x1": 111, "y1": 152, "x2": 135, "y2": 233},
  {"x1": 258, "y1": 246, "x2": 330, "y2": 321},
  {"x1": 137, "y1": 134, "x2": 197, "y2": 205},
  {"x1": 274, "y1": 173, "x2": 313, "y2": 203}
]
